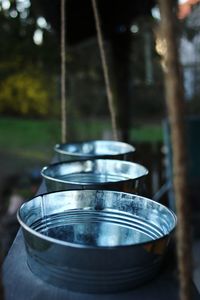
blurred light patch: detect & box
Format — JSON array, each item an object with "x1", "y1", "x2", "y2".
[
  {"x1": 1, "y1": 0, "x2": 11, "y2": 10},
  {"x1": 151, "y1": 6, "x2": 160, "y2": 20},
  {"x1": 16, "y1": 0, "x2": 31, "y2": 12},
  {"x1": 179, "y1": 0, "x2": 188, "y2": 3},
  {"x1": 151, "y1": 1, "x2": 200, "y2": 21},
  {"x1": 20, "y1": 10, "x2": 28, "y2": 19},
  {"x1": 130, "y1": 24, "x2": 139, "y2": 33},
  {"x1": 37, "y1": 17, "x2": 48, "y2": 29},
  {"x1": 155, "y1": 38, "x2": 167, "y2": 57},
  {"x1": 10, "y1": 10, "x2": 18, "y2": 18},
  {"x1": 33, "y1": 29, "x2": 43, "y2": 45}
]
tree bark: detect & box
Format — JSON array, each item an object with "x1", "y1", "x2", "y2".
[{"x1": 157, "y1": 1, "x2": 192, "y2": 300}]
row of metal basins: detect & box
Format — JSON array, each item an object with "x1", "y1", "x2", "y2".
[{"x1": 17, "y1": 140, "x2": 176, "y2": 293}]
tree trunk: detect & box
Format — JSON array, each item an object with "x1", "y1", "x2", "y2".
[{"x1": 157, "y1": 1, "x2": 192, "y2": 300}]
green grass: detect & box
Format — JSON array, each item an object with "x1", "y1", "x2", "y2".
[
  {"x1": 0, "y1": 117, "x2": 163, "y2": 163},
  {"x1": 0, "y1": 117, "x2": 60, "y2": 148},
  {"x1": 130, "y1": 125, "x2": 163, "y2": 143},
  {"x1": 0, "y1": 117, "x2": 163, "y2": 186},
  {"x1": 63, "y1": 118, "x2": 163, "y2": 143},
  {"x1": 0, "y1": 117, "x2": 60, "y2": 162}
]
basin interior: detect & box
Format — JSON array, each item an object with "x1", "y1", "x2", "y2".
[{"x1": 19, "y1": 190, "x2": 176, "y2": 248}]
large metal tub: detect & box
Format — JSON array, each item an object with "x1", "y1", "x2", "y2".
[
  {"x1": 54, "y1": 140, "x2": 135, "y2": 161},
  {"x1": 41, "y1": 159, "x2": 148, "y2": 194},
  {"x1": 18, "y1": 190, "x2": 176, "y2": 293}
]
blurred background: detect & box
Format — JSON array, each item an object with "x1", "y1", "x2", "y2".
[{"x1": 0, "y1": 0, "x2": 200, "y2": 256}]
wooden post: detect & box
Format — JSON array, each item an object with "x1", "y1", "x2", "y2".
[{"x1": 157, "y1": 1, "x2": 192, "y2": 300}]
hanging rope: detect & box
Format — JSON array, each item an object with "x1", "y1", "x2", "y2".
[
  {"x1": 157, "y1": 1, "x2": 192, "y2": 300},
  {"x1": 61, "y1": 0, "x2": 67, "y2": 143},
  {"x1": 91, "y1": 0, "x2": 119, "y2": 141}
]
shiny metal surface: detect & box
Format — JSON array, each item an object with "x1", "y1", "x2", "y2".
[
  {"x1": 18, "y1": 190, "x2": 176, "y2": 293},
  {"x1": 54, "y1": 140, "x2": 135, "y2": 161},
  {"x1": 41, "y1": 159, "x2": 148, "y2": 194}
]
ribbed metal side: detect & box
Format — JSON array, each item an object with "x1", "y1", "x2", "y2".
[
  {"x1": 31, "y1": 210, "x2": 164, "y2": 245},
  {"x1": 27, "y1": 254, "x2": 162, "y2": 293},
  {"x1": 56, "y1": 173, "x2": 132, "y2": 183},
  {"x1": 19, "y1": 190, "x2": 176, "y2": 293}
]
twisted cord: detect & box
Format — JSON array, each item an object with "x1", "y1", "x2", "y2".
[{"x1": 91, "y1": 0, "x2": 119, "y2": 140}]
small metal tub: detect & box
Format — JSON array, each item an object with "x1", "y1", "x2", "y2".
[
  {"x1": 41, "y1": 159, "x2": 148, "y2": 194},
  {"x1": 18, "y1": 190, "x2": 176, "y2": 293},
  {"x1": 54, "y1": 140, "x2": 135, "y2": 161}
]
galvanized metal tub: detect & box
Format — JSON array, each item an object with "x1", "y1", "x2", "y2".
[
  {"x1": 41, "y1": 159, "x2": 148, "y2": 194},
  {"x1": 54, "y1": 140, "x2": 135, "y2": 161},
  {"x1": 17, "y1": 189, "x2": 176, "y2": 293}
]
